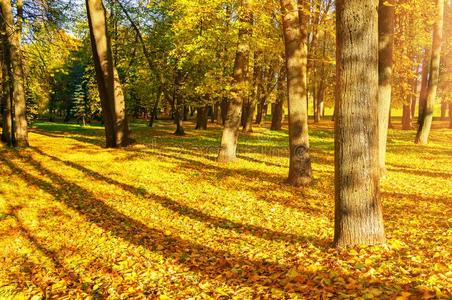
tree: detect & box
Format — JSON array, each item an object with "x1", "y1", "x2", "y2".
[
  {"x1": 218, "y1": 0, "x2": 252, "y2": 162},
  {"x1": 271, "y1": 66, "x2": 285, "y2": 131},
  {"x1": 0, "y1": 0, "x2": 29, "y2": 147},
  {"x1": 416, "y1": 0, "x2": 445, "y2": 144},
  {"x1": 86, "y1": 0, "x2": 129, "y2": 148},
  {"x1": 0, "y1": 13, "x2": 12, "y2": 146},
  {"x1": 334, "y1": 0, "x2": 385, "y2": 247},
  {"x1": 280, "y1": 0, "x2": 312, "y2": 186},
  {"x1": 378, "y1": 0, "x2": 395, "y2": 175}
]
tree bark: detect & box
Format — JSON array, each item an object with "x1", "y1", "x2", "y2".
[
  {"x1": 377, "y1": 0, "x2": 395, "y2": 175},
  {"x1": 0, "y1": 0, "x2": 28, "y2": 147},
  {"x1": 218, "y1": 0, "x2": 251, "y2": 162},
  {"x1": 86, "y1": 0, "x2": 129, "y2": 148},
  {"x1": 334, "y1": 0, "x2": 385, "y2": 247},
  {"x1": 280, "y1": 0, "x2": 312, "y2": 186},
  {"x1": 416, "y1": 0, "x2": 444, "y2": 144}
]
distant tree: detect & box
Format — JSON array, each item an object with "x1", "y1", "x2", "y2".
[
  {"x1": 416, "y1": 0, "x2": 445, "y2": 144},
  {"x1": 334, "y1": 0, "x2": 385, "y2": 247}
]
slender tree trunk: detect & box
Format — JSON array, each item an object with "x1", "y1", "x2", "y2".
[
  {"x1": 86, "y1": 0, "x2": 129, "y2": 148},
  {"x1": 174, "y1": 96, "x2": 185, "y2": 136},
  {"x1": 243, "y1": 52, "x2": 261, "y2": 132},
  {"x1": 149, "y1": 86, "x2": 161, "y2": 127},
  {"x1": 271, "y1": 67, "x2": 286, "y2": 131},
  {"x1": 377, "y1": 0, "x2": 395, "y2": 175},
  {"x1": 334, "y1": 0, "x2": 385, "y2": 247},
  {"x1": 402, "y1": 104, "x2": 412, "y2": 130},
  {"x1": 0, "y1": 0, "x2": 28, "y2": 147},
  {"x1": 280, "y1": 0, "x2": 312, "y2": 186},
  {"x1": 416, "y1": 0, "x2": 444, "y2": 144},
  {"x1": 0, "y1": 18, "x2": 12, "y2": 146},
  {"x1": 418, "y1": 49, "x2": 430, "y2": 120},
  {"x1": 440, "y1": 102, "x2": 447, "y2": 119},
  {"x1": 218, "y1": 0, "x2": 251, "y2": 162}
]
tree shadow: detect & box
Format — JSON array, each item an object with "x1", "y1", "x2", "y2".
[
  {"x1": 2, "y1": 153, "x2": 337, "y2": 295},
  {"x1": 29, "y1": 146, "x2": 324, "y2": 245}
]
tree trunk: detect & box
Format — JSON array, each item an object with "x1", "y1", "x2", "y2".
[
  {"x1": 86, "y1": 0, "x2": 129, "y2": 148},
  {"x1": 440, "y1": 102, "x2": 447, "y2": 119},
  {"x1": 0, "y1": 0, "x2": 28, "y2": 147},
  {"x1": 402, "y1": 104, "x2": 412, "y2": 130},
  {"x1": 174, "y1": 96, "x2": 185, "y2": 136},
  {"x1": 418, "y1": 49, "x2": 430, "y2": 120},
  {"x1": 334, "y1": 0, "x2": 385, "y2": 247},
  {"x1": 271, "y1": 67, "x2": 286, "y2": 131},
  {"x1": 0, "y1": 19, "x2": 12, "y2": 146},
  {"x1": 280, "y1": 0, "x2": 312, "y2": 186},
  {"x1": 149, "y1": 86, "x2": 161, "y2": 128},
  {"x1": 416, "y1": 0, "x2": 444, "y2": 144},
  {"x1": 449, "y1": 102, "x2": 452, "y2": 129},
  {"x1": 218, "y1": 0, "x2": 251, "y2": 162},
  {"x1": 377, "y1": 0, "x2": 395, "y2": 175}
]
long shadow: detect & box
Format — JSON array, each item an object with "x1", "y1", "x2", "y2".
[
  {"x1": 2, "y1": 153, "x2": 337, "y2": 294},
  {"x1": 29, "y1": 146, "x2": 320, "y2": 244},
  {"x1": 386, "y1": 164, "x2": 452, "y2": 180},
  {"x1": 120, "y1": 147, "x2": 330, "y2": 217},
  {"x1": 31, "y1": 130, "x2": 104, "y2": 147},
  {"x1": 5, "y1": 205, "x2": 82, "y2": 287}
]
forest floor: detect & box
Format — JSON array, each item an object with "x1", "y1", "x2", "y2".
[{"x1": 0, "y1": 120, "x2": 451, "y2": 299}]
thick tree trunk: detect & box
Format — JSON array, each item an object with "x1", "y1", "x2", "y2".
[
  {"x1": 271, "y1": 67, "x2": 286, "y2": 131},
  {"x1": 377, "y1": 0, "x2": 395, "y2": 175},
  {"x1": 218, "y1": 0, "x2": 251, "y2": 162},
  {"x1": 280, "y1": 0, "x2": 312, "y2": 186},
  {"x1": 0, "y1": 0, "x2": 28, "y2": 147},
  {"x1": 86, "y1": 0, "x2": 129, "y2": 148},
  {"x1": 416, "y1": 0, "x2": 444, "y2": 144},
  {"x1": 334, "y1": 0, "x2": 385, "y2": 247}
]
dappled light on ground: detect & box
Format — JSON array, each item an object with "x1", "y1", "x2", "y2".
[{"x1": 0, "y1": 121, "x2": 450, "y2": 298}]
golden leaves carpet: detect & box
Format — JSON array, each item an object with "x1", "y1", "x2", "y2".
[{"x1": 0, "y1": 121, "x2": 450, "y2": 299}]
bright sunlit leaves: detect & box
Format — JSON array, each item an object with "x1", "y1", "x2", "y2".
[{"x1": 0, "y1": 121, "x2": 451, "y2": 298}]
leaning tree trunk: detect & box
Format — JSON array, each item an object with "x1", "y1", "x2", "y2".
[
  {"x1": 377, "y1": 0, "x2": 395, "y2": 175},
  {"x1": 0, "y1": 0, "x2": 28, "y2": 147},
  {"x1": 416, "y1": 0, "x2": 444, "y2": 145},
  {"x1": 334, "y1": 0, "x2": 385, "y2": 247},
  {"x1": 280, "y1": 0, "x2": 312, "y2": 186},
  {"x1": 86, "y1": 0, "x2": 129, "y2": 148},
  {"x1": 218, "y1": 0, "x2": 251, "y2": 162}
]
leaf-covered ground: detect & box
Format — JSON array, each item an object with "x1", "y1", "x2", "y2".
[{"x1": 0, "y1": 120, "x2": 451, "y2": 299}]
